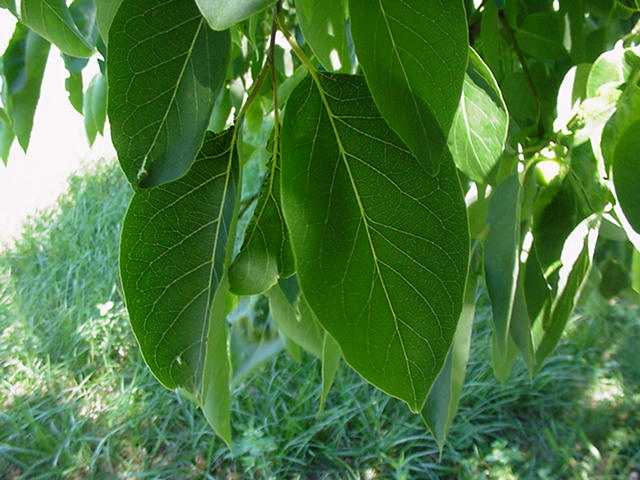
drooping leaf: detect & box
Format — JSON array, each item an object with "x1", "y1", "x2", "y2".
[
  {"x1": 349, "y1": 0, "x2": 468, "y2": 171},
  {"x1": 65, "y1": 72, "x2": 83, "y2": 113},
  {"x1": 281, "y1": 73, "x2": 469, "y2": 412},
  {"x1": 17, "y1": 0, "x2": 93, "y2": 58},
  {"x1": 194, "y1": 0, "x2": 275, "y2": 31},
  {"x1": 509, "y1": 275, "x2": 535, "y2": 374},
  {"x1": 320, "y1": 332, "x2": 341, "y2": 412},
  {"x1": 1, "y1": 24, "x2": 50, "y2": 151},
  {"x1": 448, "y1": 48, "x2": 509, "y2": 182},
  {"x1": 229, "y1": 139, "x2": 295, "y2": 295},
  {"x1": 0, "y1": 108, "x2": 14, "y2": 163},
  {"x1": 422, "y1": 269, "x2": 477, "y2": 450},
  {"x1": 485, "y1": 174, "x2": 521, "y2": 353},
  {"x1": 84, "y1": 73, "x2": 107, "y2": 145},
  {"x1": 266, "y1": 278, "x2": 324, "y2": 358},
  {"x1": 95, "y1": 0, "x2": 124, "y2": 43},
  {"x1": 535, "y1": 216, "x2": 600, "y2": 369},
  {"x1": 296, "y1": 0, "x2": 353, "y2": 73},
  {"x1": 119, "y1": 130, "x2": 239, "y2": 443},
  {"x1": 612, "y1": 120, "x2": 640, "y2": 233},
  {"x1": 515, "y1": 12, "x2": 567, "y2": 61},
  {"x1": 108, "y1": 0, "x2": 230, "y2": 188}
]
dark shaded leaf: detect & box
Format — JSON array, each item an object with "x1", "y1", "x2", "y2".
[
  {"x1": 108, "y1": 0, "x2": 230, "y2": 187},
  {"x1": 119, "y1": 130, "x2": 239, "y2": 443}
]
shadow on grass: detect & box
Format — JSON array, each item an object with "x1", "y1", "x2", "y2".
[{"x1": 0, "y1": 161, "x2": 638, "y2": 479}]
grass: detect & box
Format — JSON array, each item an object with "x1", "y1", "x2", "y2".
[{"x1": 1, "y1": 162, "x2": 639, "y2": 479}]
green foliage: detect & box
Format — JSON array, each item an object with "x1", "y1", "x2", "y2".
[{"x1": 1, "y1": 0, "x2": 640, "y2": 448}]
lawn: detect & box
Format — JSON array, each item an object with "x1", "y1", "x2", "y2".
[{"x1": 1, "y1": 163, "x2": 639, "y2": 479}]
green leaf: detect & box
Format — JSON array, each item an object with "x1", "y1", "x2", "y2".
[
  {"x1": 95, "y1": 0, "x2": 123, "y2": 43},
  {"x1": 555, "y1": 63, "x2": 591, "y2": 130},
  {"x1": 587, "y1": 44, "x2": 639, "y2": 97},
  {"x1": 1, "y1": 24, "x2": 50, "y2": 151},
  {"x1": 448, "y1": 48, "x2": 509, "y2": 182},
  {"x1": 422, "y1": 270, "x2": 477, "y2": 451},
  {"x1": 0, "y1": 108, "x2": 14, "y2": 163},
  {"x1": 485, "y1": 174, "x2": 521, "y2": 353},
  {"x1": 349, "y1": 0, "x2": 468, "y2": 171},
  {"x1": 535, "y1": 216, "x2": 600, "y2": 369},
  {"x1": 83, "y1": 73, "x2": 107, "y2": 145},
  {"x1": 119, "y1": 130, "x2": 239, "y2": 444},
  {"x1": 515, "y1": 12, "x2": 567, "y2": 61},
  {"x1": 602, "y1": 83, "x2": 640, "y2": 170},
  {"x1": 266, "y1": 278, "x2": 324, "y2": 358},
  {"x1": 296, "y1": 0, "x2": 353, "y2": 73},
  {"x1": 281, "y1": 73, "x2": 469, "y2": 412},
  {"x1": 0, "y1": 0, "x2": 16, "y2": 13},
  {"x1": 320, "y1": 332, "x2": 341, "y2": 412},
  {"x1": 612, "y1": 120, "x2": 640, "y2": 233},
  {"x1": 509, "y1": 275, "x2": 535, "y2": 374},
  {"x1": 229, "y1": 138, "x2": 295, "y2": 295},
  {"x1": 599, "y1": 258, "x2": 630, "y2": 299},
  {"x1": 17, "y1": 0, "x2": 93, "y2": 58},
  {"x1": 194, "y1": 0, "x2": 275, "y2": 31},
  {"x1": 108, "y1": 0, "x2": 230, "y2": 188},
  {"x1": 633, "y1": 250, "x2": 640, "y2": 294},
  {"x1": 65, "y1": 71, "x2": 83, "y2": 113}
]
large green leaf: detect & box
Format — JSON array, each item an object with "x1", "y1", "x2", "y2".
[
  {"x1": 612, "y1": 120, "x2": 640, "y2": 233},
  {"x1": 535, "y1": 216, "x2": 599, "y2": 368},
  {"x1": 83, "y1": 73, "x2": 107, "y2": 145},
  {"x1": 119, "y1": 130, "x2": 239, "y2": 443},
  {"x1": 17, "y1": 0, "x2": 93, "y2": 58},
  {"x1": 194, "y1": 0, "x2": 275, "y2": 31},
  {"x1": 229, "y1": 141, "x2": 295, "y2": 295},
  {"x1": 281, "y1": 73, "x2": 469, "y2": 412},
  {"x1": 448, "y1": 48, "x2": 509, "y2": 182},
  {"x1": 1, "y1": 24, "x2": 50, "y2": 151},
  {"x1": 296, "y1": 0, "x2": 353, "y2": 73},
  {"x1": 601, "y1": 83, "x2": 640, "y2": 170},
  {"x1": 515, "y1": 12, "x2": 567, "y2": 61},
  {"x1": 108, "y1": 0, "x2": 230, "y2": 188},
  {"x1": 349, "y1": 0, "x2": 468, "y2": 171},
  {"x1": 422, "y1": 269, "x2": 477, "y2": 450},
  {"x1": 95, "y1": 0, "x2": 123, "y2": 43},
  {"x1": 632, "y1": 250, "x2": 640, "y2": 294},
  {"x1": 485, "y1": 175, "x2": 521, "y2": 353}
]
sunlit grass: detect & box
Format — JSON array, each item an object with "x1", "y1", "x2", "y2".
[{"x1": 0, "y1": 162, "x2": 638, "y2": 478}]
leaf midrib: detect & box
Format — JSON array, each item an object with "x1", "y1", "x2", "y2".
[
  {"x1": 137, "y1": 17, "x2": 205, "y2": 181},
  {"x1": 306, "y1": 71, "x2": 420, "y2": 409}
]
